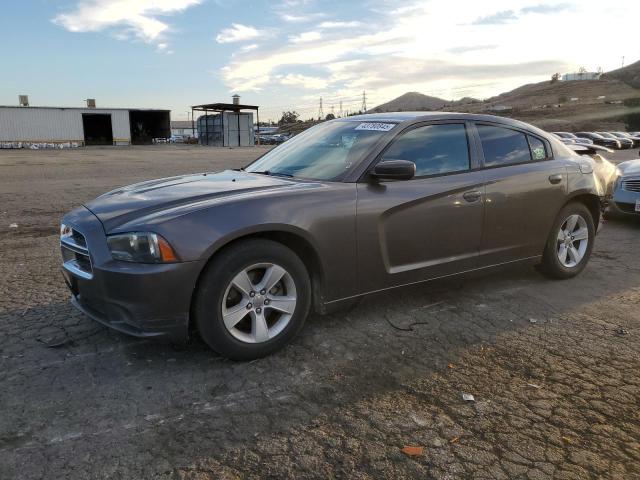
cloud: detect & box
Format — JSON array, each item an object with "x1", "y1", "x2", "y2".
[
  {"x1": 278, "y1": 74, "x2": 329, "y2": 90},
  {"x1": 471, "y1": 10, "x2": 518, "y2": 25},
  {"x1": 521, "y1": 3, "x2": 573, "y2": 14},
  {"x1": 288, "y1": 31, "x2": 322, "y2": 43},
  {"x1": 52, "y1": 0, "x2": 201, "y2": 44},
  {"x1": 447, "y1": 44, "x2": 499, "y2": 54},
  {"x1": 472, "y1": 3, "x2": 573, "y2": 24},
  {"x1": 319, "y1": 21, "x2": 363, "y2": 28},
  {"x1": 216, "y1": 23, "x2": 263, "y2": 43}
]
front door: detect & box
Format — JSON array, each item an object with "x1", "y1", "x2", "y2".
[{"x1": 356, "y1": 122, "x2": 485, "y2": 293}]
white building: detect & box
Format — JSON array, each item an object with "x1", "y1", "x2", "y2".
[
  {"x1": 561, "y1": 71, "x2": 601, "y2": 81},
  {"x1": 0, "y1": 104, "x2": 170, "y2": 146}
]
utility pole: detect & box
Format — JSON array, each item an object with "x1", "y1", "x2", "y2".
[
  {"x1": 361, "y1": 90, "x2": 367, "y2": 113},
  {"x1": 622, "y1": 56, "x2": 625, "y2": 68},
  {"x1": 318, "y1": 97, "x2": 324, "y2": 120},
  {"x1": 339, "y1": 100, "x2": 343, "y2": 117}
]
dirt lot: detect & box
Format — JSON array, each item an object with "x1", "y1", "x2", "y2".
[{"x1": 1, "y1": 145, "x2": 639, "y2": 479}]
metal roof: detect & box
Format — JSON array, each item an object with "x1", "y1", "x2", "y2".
[
  {"x1": 191, "y1": 103, "x2": 259, "y2": 111},
  {"x1": 0, "y1": 105, "x2": 170, "y2": 112}
]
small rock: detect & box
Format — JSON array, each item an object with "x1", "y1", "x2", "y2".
[{"x1": 462, "y1": 393, "x2": 475, "y2": 402}]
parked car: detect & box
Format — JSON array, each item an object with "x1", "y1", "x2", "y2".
[
  {"x1": 611, "y1": 132, "x2": 640, "y2": 148},
  {"x1": 608, "y1": 159, "x2": 640, "y2": 216},
  {"x1": 575, "y1": 132, "x2": 621, "y2": 149},
  {"x1": 61, "y1": 113, "x2": 606, "y2": 359},
  {"x1": 597, "y1": 132, "x2": 633, "y2": 149},
  {"x1": 552, "y1": 132, "x2": 593, "y2": 145}
]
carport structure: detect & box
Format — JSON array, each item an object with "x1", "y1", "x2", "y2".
[{"x1": 191, "y1": 100, "x2": 260, "y2": 146}]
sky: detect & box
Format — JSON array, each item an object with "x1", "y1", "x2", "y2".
[{"x1": 0, "y1": 0, "x2": 639, "y2": 121}]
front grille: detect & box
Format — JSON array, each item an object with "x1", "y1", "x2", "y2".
[
  {"x1": 622, "y1": 178, "x2": 640, "y2": 193},
  {"x1": 61, "y1": 228, "x2": 93, "y2": 279}
]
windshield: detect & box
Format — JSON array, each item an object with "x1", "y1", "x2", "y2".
[{"x1": 246, "y1": 121, "x2": 396, "y2": 181}]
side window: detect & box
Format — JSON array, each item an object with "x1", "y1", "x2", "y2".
[
  {"x1": 381, "y1": 124, "x2": 470, "y2": 177},
  {"x1": 477, "y1": 124, "x2": 531, "y2": 167},
  {"x1": 528, "y1": 135, "x2": 548, "y2": 160}
]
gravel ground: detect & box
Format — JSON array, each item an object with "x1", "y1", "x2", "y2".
[{"x1": 1, "y1": 145, "x2": 639, "y2": 480}]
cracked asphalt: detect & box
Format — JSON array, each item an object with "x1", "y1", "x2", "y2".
[{"x1": 1, "y1": 146, "x2": 639, "y2": 479}]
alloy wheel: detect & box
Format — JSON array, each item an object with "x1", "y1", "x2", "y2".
[
  {"x1": 221, "y1": 263, "x2": 297, "y2": 343},
  {"x1": 556, "y1": 214, "x2": 589, "y2": 268}
]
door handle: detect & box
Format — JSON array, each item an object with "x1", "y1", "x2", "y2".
[
  {"x1": 548, "y1": 173, "x2": 563, "y2": 184},
  {"x1": 463, "y1": 190, "x2": 482, "y2": 202}
]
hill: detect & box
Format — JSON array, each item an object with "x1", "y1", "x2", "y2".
[
  {"x1": 370, "y1": 92, "x2": 448, "y2": 112},
  {"x1": 366, "y1": 60, "x2": 640, "y2": 131},
  {"x1": 602, "y1": 59, "x2": 640, "y2": 89}
]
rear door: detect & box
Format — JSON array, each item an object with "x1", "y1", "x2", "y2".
[
  {"x1": 356, "y1": 121, "x2": 485, "y2": 293},
  {"x1": 473, "y1": 123, "x2": 567, "y2": 265}
]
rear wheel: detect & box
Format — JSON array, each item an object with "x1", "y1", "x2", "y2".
[
  {"x1": 194, "y1": 239, "x2": 311, "y2": 360},
  {"x1": 539, "y1": 202, "x2": 594, "y2": 279}
]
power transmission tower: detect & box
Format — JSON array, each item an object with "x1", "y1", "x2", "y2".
[
  {"x1": 318, "y1": 97, "x2": 324, "y2": 120},
  {"x1": 361, "y1": 90, "x2": 367, "y2": 113}
]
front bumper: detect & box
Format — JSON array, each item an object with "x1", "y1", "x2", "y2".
[
  {"x1": 61, "y1": 206, "x2": 205, "y2": 342},
  {"x1": 609, "y1": 184, "x2": 640, "y2": 216}
]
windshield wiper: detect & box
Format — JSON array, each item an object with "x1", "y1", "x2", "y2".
[{"x1": 249, "y1": 170, "x2": 294, "y2": 178}]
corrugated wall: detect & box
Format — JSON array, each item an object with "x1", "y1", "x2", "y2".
[{"x1": 0, "y1": 107, "x2": 131, "y2": 144}]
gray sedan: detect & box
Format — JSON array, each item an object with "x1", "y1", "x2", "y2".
[{"x1": 61, "y1": 113, "x2": 605, "y2": 359}]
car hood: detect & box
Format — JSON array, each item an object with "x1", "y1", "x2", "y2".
[
  {"x1": 619, "y1": 159, "x2": 640, "y2": 176},
  {"x1": 85, "y1": 170, "x2": 299, "y2": 232}
]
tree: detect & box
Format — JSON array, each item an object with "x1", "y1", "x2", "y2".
[
  {"x1": 325, "y1": 113, "x2": 335, "y2": 120},
  {"x1": 278, "y1": 111, "x2": 299, "y2": 125},
  {"x1": 550, "y1": 73, "x2": 560, "y2": 83}
]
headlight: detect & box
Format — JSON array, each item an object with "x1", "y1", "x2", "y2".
[
  {"x1": 107, "y1": 232, "x2": 178, "y2": 263},
  {"x1": 60, "y1": 223, "x2": 72, "y2": 238}
]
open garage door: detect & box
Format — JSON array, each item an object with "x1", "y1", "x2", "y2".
[
  {"x1": 129, "y1": 110, "x2": 170, "y2": 145},
  {"x1": 82, "y1": 114, "x2": 113, "y2": 146}
]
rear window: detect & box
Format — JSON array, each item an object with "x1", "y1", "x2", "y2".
[
  {"x1": 477, "y1": 125, "x2": 531, "y2": 167},
  {"x1": 528, "y1": 136, "x2": 548, "y2": 160}
]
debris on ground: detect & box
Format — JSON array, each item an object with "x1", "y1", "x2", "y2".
[
  {"x1": 529, "y1": 318, "x2": 538, "y2": 323},
  {"x1": 401, "y1": 446, "x2": 424, "y2": 457},
  {"x1": 9, "y1": 223, "x2": 18, "y2": 228},
  {"x1": 526, "y1": 383, "x2": 542, "y2": 389},
  {"x1": 449, "y1": 436, "x2": 460, "y2": 444},
  {"x1": 448, "y1": 363, "x2": 455, "y2": 369},
  {"x1": 462, "y1": 393, "x2": 475, "y2": 402},
  {"x1": 615, "y1": 327, "x2": 629, "y2": 336}
]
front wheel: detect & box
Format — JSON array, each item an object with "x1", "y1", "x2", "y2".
[
  {"x1": 539, "y1": 202, "x2": 595, "y2": 279},
  {"x1": 194, "y1": 239, "x2": 311, "y2": 360}
]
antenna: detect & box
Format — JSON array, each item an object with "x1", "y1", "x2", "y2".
[
  {"x1": 361, "y1": 90, "x2": 367, "y2": 112},
  {"x1": 318, "y1": 97, "x2": 324, "y2": 120}
]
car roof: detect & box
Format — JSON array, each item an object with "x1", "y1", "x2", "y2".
[{"x1": 336, "y1": 111, "x2": 543, "y2": 131}]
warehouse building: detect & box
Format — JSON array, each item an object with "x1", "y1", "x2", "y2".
[{"x1": 0, "y1": 100, "x2": 170, "y2": 146}]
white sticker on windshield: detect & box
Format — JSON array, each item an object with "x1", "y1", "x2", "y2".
[{"x1": 355, "y1": 122, "x2": 396, "y2": 132}]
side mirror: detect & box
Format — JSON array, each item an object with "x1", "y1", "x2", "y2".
[{"x1": 370, "y1": 159, "x2": 416, "y2": 181}]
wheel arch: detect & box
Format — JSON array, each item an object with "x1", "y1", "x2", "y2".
[
  {"x1": 565, "y1": 192, "x2": 602, "y2": 227},
  {"x1": 189, "y1": 227, "x2": 326, "y2": 335}
]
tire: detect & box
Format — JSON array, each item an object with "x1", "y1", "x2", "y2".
[
  {"x1": 539, "y1": 202, "x2": 595, "y2": 279},
  {"x1": 194, "y1": 239, "x2": 311, "y2": 360}
]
